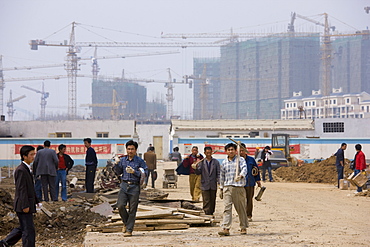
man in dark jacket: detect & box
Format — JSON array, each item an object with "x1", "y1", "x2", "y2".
[
  {"x1": 260, "y1": 146, "x2": 273, "y2": 182},
  {"x1": 334, "y1": 143, "x2": 347, "y2": 188},
  {"x1": 1, "y1": 145, "x2": 38, "y2": 247},
  {"x1": 84, "y1": 138, "x2": 98, "y2": 193},
  {"x1": 144, "y1": 146, "x2": 156, "y2": 188},
  {"x1": 56, "y1": 144, "x2": 74, "y2": 201},
  {"x1": 240, "y1": 143, "x2": 261, "y2": 221},
  {"x1": 195, "y1": 146, "x2": 220, "y2": 215},
  {"x1": 183, "y1": 146, "x2": 204, "y2": 201},
  {"x1": 33, "y1": 140, "x2": 59, "y2": 201}
]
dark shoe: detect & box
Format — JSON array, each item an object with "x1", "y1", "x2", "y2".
[
  {"x1": 240, "y1": 229, "x2": 247, "y2": 235},
  {"x1": 124, "y1": 231, "x2": 132, "y2": 237},
  {"x1": 218, "y1": 229, "x2": 230, "y2": 236},
  {"x1": 0, "y1": 240, "x2": 9, "y2": 247}
]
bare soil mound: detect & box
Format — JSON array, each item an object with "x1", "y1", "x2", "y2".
[{"x1": 274, "y1": 156, "x2": 352, "y2": 184}]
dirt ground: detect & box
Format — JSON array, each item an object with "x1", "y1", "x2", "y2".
[
  {"x1": 1, "y1": 159, "x2": 370, "y2": 247},
  {"x1": 84, "y1": 161, "x2": 370, "y2": 247}
]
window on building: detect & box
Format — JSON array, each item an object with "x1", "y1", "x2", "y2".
[
  {"x1": 333, "y1": 99, "x2": 336, "y2": 104},
  {"x1": 367, "y1": 106, "x2": 370, "y2": 112},
  {"x1": 346, "y1": 98, "x2": 350, "y2": 104},
  {"x1": 286, "y1": 103, "x2": 289, "y2": 108},
  {"x1": 96, "y1": 132, "x2": 109, "y2": 138},
  {"x1": 323, "y1": 122, "x2": 344, "y2": 133},
  {"x1": 48, "y1": 132, "x2": 72, "y2": 138}
]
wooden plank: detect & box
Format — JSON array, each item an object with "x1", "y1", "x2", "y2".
[
  {"x1": 154, "y1": 224, "x2": 189, "y2": 230},
  {"x1": 136, "y1": 210, "x2": 174, "y2": 219},
  {"x1": 40, "y1": 206, "x2": 53, "y2": 218},
  {"x1": 177, "y1": 208, "x2": 202, "y2": 216},
  {"x1": 135, "y1": 219, "x2": 205, "y2": 225},
  {"x1": 102, "y1": 189, "x2": 120, "y2": 195}
]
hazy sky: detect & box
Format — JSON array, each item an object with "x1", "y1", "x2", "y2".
[{"x1": 0, "y1": 0, "x2": 369, "y2": 120}]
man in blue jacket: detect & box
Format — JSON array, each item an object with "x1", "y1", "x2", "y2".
[
  {"x1": 240, "y1": 143, "x2": 261, "y2": 222},
  {"x1": 114, "y1": 140, "x2": 147, "y2": 237}
]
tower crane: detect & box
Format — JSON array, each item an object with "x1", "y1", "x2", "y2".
[
  {"x1": 6, "y1": 90, "x2": 26, "y2": 121},
  {"x1": 21, "y1": 82, "x2": 49, "y2": 121}
]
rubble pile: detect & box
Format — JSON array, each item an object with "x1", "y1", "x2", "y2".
[
  {"x1": 274, "y1": 156, "x2": 353, "y2": 184},
  {"x1": 0, "y1": 190, "x2": 108, "y2": 246}
]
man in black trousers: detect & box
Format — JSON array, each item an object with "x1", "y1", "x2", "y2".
[
  {"x1": 83, "y1": 138, "x2": 98, "y2": 193},
  {"x1": 1, "y1": 145, "x2": 39, "y2": 247}
]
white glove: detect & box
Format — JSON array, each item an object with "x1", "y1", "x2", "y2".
[
  {"x1": 191, "y1": 163, "x2": 198, "y2": 169},
  {"x1": 126, "y1": 166, "x2": 135, "y2": 174},
  {"x1": 235, "y1": 175, "x2": 244, "y2": 182}
]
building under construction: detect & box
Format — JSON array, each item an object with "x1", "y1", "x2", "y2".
[
  {"x1": 91, "y1": 79, "x2": 166, "y2": 120},
  {"x1": 193, "y1": 57, "x2": 221, "y2": 120},
  {"x1": 193, "y1": 34, "x2": 320, "y2": 119},
  {"x1": 332, "y1": 31, "x2": 370, "y2": 94}
]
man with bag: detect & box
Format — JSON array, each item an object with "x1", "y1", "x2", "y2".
[{"x1": 353, "y1": 144, "x2": 366, "y2": 193}]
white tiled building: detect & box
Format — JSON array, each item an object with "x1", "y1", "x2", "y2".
[{"x1": 281, "y1": 88, "x2": 370, "y2": 119}]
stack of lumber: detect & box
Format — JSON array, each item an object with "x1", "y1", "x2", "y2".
[{"x1": 90, "y1": 204, "x2": 215, "y2": 232}]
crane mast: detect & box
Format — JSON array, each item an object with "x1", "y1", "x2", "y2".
[
  {"x1": 21, "y1": 82, "x2": 49, "y2": 121},
  {"x1": 7, "y1": 90, "x2": 26, "y2": 121}
]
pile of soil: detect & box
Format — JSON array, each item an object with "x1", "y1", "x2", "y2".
[
  {"x1": 274, "y1": 156, "x2": 353, "y2": 184},
  {"x1": 0, "y1": 190, "x2": 108, "y2": 246}
]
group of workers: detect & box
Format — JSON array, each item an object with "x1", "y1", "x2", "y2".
[{"x1": 1, "y1": 139, "x2": 275, "y2": 246}]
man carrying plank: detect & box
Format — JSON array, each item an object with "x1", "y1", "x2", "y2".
[
  {"x1": 183, "y1": 146, "x2": 204, "y2": 202},
  {"x1": 219, "y1": 143, "x2": 248, "y2": 236}
]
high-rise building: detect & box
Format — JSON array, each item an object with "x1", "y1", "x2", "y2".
[
  {"x1": 193, "y1": 57, "x2": 221, "y2": 120},
  {"x1": 332, "y1": 31, "x2": 370, "y2": 94},
  {"x1": 219, "y1": 34, "x2": 320, "y2": 119},
  {"x1": 91, "y1": 79, "x2": 147, "y2": 120}
]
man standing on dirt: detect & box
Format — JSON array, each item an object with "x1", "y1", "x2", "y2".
[
  {"x1": 144, "y1": 146, "x2": 157, "y2": 188},
  {"x1": 114, "y1": 140, "x2": 147, "y2": 237},
  {"x1": 240, "y1": 143, "x2": 261, "y2": 221},
  {"x1": 334, "y1": 143, "x2": 347, "y2": 188},
  {"x1": 33, "y1": 140, "x2": 59, "y2": 202},
  {"x1": 194, "y1": 146, "x2": 220, "y2": 215},
  {"x1": 1, "y1": 145, "x2": 38, "y2": 247},
  {"x1": 56, "y1": 144, "x2": 74, "y2": 201},
  {"x1": 84, "y1": 138, "x2": 98, "y2": 193},
  {"x1": 219, "y1": 143, "x2": 248, "y2": 236},
  {"x1": 261, "y1": 146, "x2": 274, "y2": 182},
  {"x1": 183, "y1": 146, "x2": 204, "y2": 201}
]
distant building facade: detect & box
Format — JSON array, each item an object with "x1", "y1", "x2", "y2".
[{"x1": 281, "y1": 88, "x2": 370, "y2": 119}]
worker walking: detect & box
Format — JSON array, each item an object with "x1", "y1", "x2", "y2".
[
  {"x1": 114, "y1": 140, "x2": 148, "y2": 237},
  {"x1": 83, "y1": 138, "x2": 98, "y2": 193},
  {"x1": 144, "y1": 146, "x2": 157, "y2": 188},
  {"x1": 261, "y1": 146, "x2": 273, "y2": 182},
  {"x1": 219, "y1": 143, "x2": 248, "y2": 236},
  {"x1": 182, "y1": 146, "x2": 203, "y2": 202},
  {"x1": 194, "y1": 146, "x2": 220, "y2": 215},
  {"x1": 1, "y1": 146, "x2": 38, "y2": 247},
  {"x1": 240, "y1": 143, "x2": 261, "y2": 221}
]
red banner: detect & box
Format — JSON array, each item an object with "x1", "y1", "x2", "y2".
[
  {"x1": 205, "y1": 144, "x2": 300, "y2": 155},
  {"x1": 14, "y1": 144, "x2": 111, "y2": 155}
]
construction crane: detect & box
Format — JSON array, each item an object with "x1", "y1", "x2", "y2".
[
  {"x1": 21, "y1": 82, "x2": 49, "y2": 121},
  {"x1": 80, "y1": 89, "x2": 127, "y2": 120},
  {"x1": 6, "y1": 90, "x2": 26, "y2": 121},
  {"x1": 29, "y1": 22, "x2": 217, "y2": 119}
]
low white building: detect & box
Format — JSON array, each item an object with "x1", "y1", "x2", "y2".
[{"x1": 281, "y1": 88, "x2": 370, "y2": 120}]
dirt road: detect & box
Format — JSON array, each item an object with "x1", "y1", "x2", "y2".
[{"x1": 84, "y1": 162, "x2": 370, "y2": 247}]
